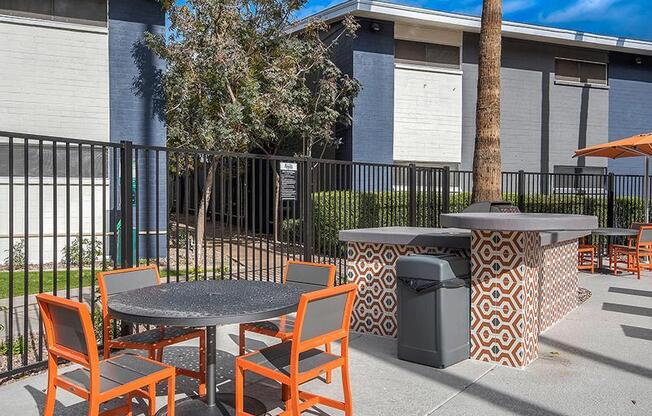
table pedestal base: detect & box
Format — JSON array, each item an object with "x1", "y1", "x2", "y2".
[{"x1": 156, "y1": 394, "x2": 267, "y2": 416}]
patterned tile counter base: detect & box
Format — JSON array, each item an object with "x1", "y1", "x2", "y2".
[
  {"x1": 345, "y1": 242, "x2": 470, "y2": 337},
  {"x1": 470, "y1": 231, "x2": 578, "y2": 368}
]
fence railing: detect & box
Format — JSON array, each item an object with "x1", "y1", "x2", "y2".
[{"x1": 0, "y1": 131, "x2": 650, "y2": 379}]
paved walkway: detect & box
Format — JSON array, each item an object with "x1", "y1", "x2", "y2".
[{"x1": 1, "y1": 272, "x2": 650, "y2": 415}]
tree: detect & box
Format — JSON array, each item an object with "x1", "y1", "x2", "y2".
[
  {"x1": 146, "y1": 0, "x2": 360, "y2": 256},
  {"x1": 471, "y1": 0, "x2": 503, "y2": 203}
]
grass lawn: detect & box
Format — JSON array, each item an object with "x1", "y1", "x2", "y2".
[{"x1": 0, "y1": 268, "x2": 220, "y2": 299}]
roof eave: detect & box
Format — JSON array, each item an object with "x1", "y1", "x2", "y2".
[{"x1": 291, "y1": 0, "x2": 652, "y2": 56}]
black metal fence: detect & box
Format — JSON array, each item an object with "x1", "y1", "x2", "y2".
[{"x1": 0, "y1": 131, "x2": 650, "y2": 378}]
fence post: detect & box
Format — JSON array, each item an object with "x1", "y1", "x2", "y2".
[
  {"x1": 120, "y1": 140, "x2": 134, "y2": 268},
  {"x1": 517, "y1": 170, "x2": 526, "y2": 212},
  {"x1": 442, "y1": 166, "x2": 450, "y2": 214},
  {"x1": 302, "y1": 158, "x2": 313, "y2": 262},
  {"x1": 408, "y1": 163, "x2": 417, "y2": 226},
  {"x1": 607, "y1": 172, "x2": 615, "y2": 227}
]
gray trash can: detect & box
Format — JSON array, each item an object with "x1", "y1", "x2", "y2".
[{"x1": 396, "y1": 254, "x2": 470, "y2": 368}]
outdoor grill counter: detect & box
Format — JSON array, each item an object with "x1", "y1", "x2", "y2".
[{"x1": 339, "y1": 213, "x2": 597, "y2": 369}]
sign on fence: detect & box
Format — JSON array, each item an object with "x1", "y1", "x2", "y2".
[{"x1": 280, "y1": 162, "x2": 298, "y2": 200}]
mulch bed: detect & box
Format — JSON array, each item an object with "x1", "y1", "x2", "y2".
[{"x1": 578, "y1": 287, "x2": 592, "y2": 304}]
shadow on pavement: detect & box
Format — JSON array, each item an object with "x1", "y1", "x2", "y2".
[{"x1": 621, "y1": 325, "x2": 652, "y2": 342}]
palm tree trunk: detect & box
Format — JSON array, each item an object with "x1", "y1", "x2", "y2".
[{"x1": 472, "y1": 0, "x2": 503, "y2": 203}]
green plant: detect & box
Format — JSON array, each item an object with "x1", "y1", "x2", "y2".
[
  {"x1": 281, "y1": 218, "x2": 303, "y2": 242},
  {"x1": 62, "y1": 237, "x2": 103, "y2": 267},
  {"x1": 0, "y1": 335, "x2": 24, "y2": 356},
  {"x1": 3, "y1": 238, "x2": 25, "y2": 269}
]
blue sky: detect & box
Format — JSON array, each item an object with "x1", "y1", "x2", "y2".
[
  {"x1": 296, "y1": 0, "x2": 652, "y2": 41},
  {"x1": 172, "y1": 1, "x2": 652, "y2": 41}
]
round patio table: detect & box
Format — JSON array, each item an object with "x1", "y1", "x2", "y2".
[
  {"x1": 107, "y1": 279, "x2": 306, "y2": 416},
  {"x1": 591, "y1": 227, "x2": 639, "y2": 270}
]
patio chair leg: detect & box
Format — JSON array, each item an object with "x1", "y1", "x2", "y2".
[
  {"x1": 341, "y1": 363, "x2": 353, "y2": 416},
  {"x1": 44, "y1": 357, "x2": 57, "y2": 416},
  {"x1": 199, "y1": 332, "x2": 206, "y2": 397},
  {"x1": 290, "y1": 382, "x2": 301, "y2": 416},
  {"x1": 239, "y1": 326, "x2": 246, "y2": 356},
  {"x1": 235, "y1": 363, "x2": 244, "y2": 415},
  {"x1": 325, "y1": 343, "x2": 332, "y2": 384},
  {"x1": 125, "y1": 394, "x2": 133, "y2": 416},
  {"x1": 167, "y1": 374, "x2": 176, "y2": 416},
  {"x1": 282, "y1": 384, "x2": 289, "y2": 408},
  {"x1": 148, "y1": 382, "x2": 157, "y2": 416},
  {"x1": 87, "y1": 397, "x2": 100, "y2": 416},
  {"x1": 44, "y1": 379, "x2": 56, "y2": 415}
]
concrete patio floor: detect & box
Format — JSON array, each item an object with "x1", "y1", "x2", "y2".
[{"x1": 1, "y1": 272, "x2": 650, "y2": 415}]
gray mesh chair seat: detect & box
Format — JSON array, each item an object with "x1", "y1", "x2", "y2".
[
  {"x1": 240, "y1": 340, "x2": 339, "y2": 376},
  {"x1": 112, "y1": 326, "x2": 200, "y2": 346},
  {"x1": 60, "y1": 354, "x2": 172, "y2": 393},
  {"x1": 245, "y1": 316, "x2": 296, "y2": 334}
]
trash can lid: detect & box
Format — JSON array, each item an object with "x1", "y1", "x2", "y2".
[{"x1": 395, "y1": 254, "x2": 470, "y2": 282}]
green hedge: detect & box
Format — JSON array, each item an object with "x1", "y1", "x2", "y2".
[{"x1": 308, "y1": 191, "x2": 647, "y2": 256}]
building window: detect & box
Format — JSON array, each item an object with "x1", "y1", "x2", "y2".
[
  {"x1": 553, "y1": 165, "x2": 607, "y2": 194},
  {"x1": 395, "y1": 39, "x2": 460, "y2": 69},
  {"x1": 0, "y1": 0, "x2": 107, "y2": 26},
  {"x1": 555, "y1": 58, "x2": 607, "y2": 86}
]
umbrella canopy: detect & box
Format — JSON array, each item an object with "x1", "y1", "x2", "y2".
[
  {"x1": 574, "y1": 132, "x2": 652, "y2": 158},
  {"x1": 574, "y1": 132, "x2": 652, "y2": 222}
]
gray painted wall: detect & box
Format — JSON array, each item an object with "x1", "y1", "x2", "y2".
[
  {"x1": 351, "y1": 19, "x2": 395, "y2": 164},
  {"x1": 461, "y1": 33, "x2": 609, "y2": 173},
  {"x1": 109, "y1": 0, "x2": 166, "y2": 259},
  {"x1": 608, "y1": 53, "x2": 652, "y2": 176}
]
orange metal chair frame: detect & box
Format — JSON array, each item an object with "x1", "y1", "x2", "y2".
[
  {"x1": 577, "y1": 244, "x2": 596, "y2": 273},
  {"x1": 98, "y1": 265, "x2": 206, "y2": 399},
  {"x1": 37, "y1": 293, "x2": 176, "y2": 416},
  {"x1": 610, "y1": 225, "x2": 652, "y2": 279},
  {"x1": 235, "y1": 283, "x2": 357, "y2": 416},
  {"x1": 238, "y1": 261, "x2": 337, "y2": 383}
]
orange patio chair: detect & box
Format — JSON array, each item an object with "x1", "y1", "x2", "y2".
[
  {"x1": 98, "y1": 265, "x2": 206, "y2": 403},
  {"x1": 610, "y1": 225, "x2": 652, "y2": 279},
  {"x1": 235, "y1": 283, "x2": 357, "y2": 416},
  {"x1": 37, "y1": 293, "x2": 176, "y2": 416},
  {"x1": 238, "y1": 261, "x2": 336, "y2": 383},
  {"x1": 578, "y1": 238, "x2": 596, "y2": 273}
]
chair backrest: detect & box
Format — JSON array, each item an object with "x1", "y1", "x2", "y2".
[
  {"x1": 637, "y1": 225, "x2": 652, "y2": 245},
  {"x1": 283, "y1": 261, "x2": 336, "y2": 291},
  {"x1": 292, "y1": 284, "x2": 357, "y2": 354},
  {"x1": 37, "y1": 294, "x2": 98, "y2": 369},
  {"x1": 98, "y1": 265, "x2": 160, "y2": 314}
]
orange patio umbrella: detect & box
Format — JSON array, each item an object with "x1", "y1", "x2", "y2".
[{"x1": 574, "y1": 132, "x2": 652, "y2": 221}]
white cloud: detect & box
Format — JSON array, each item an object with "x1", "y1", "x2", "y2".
[
  {"x1": 503, "y1": 0, "x2": 536, "y2": 14},
  {"x1": 542, "y1": 0, "x2": 619, "y2": 23}
]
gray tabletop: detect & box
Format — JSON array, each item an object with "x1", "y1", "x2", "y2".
[
  {"x1": 440, "y1": 213, "x2": 598, "y2": 231},
  {"x1": 591, "y1": 227, "x2": 638, "y2": 236},
  {"x1": 107, "y1": 280, "x2": 306, "y2": 327}
]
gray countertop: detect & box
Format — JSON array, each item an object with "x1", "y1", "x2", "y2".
[
  {"x1": 339, "y1": 226, "x2": 589, "y2": 248},
  {"x1": 440, "y1": 213, "x2": 598, "y2": 232},
  {"x1": 339, "y1": 227, "x2": 471, "y2": 249}
]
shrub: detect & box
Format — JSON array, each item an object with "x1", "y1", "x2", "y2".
[
  {"x1": 0, "y1": 336, "x2": 24, "y2": 356},
  {"x1": 62, "y1": 237, "x2": 103, "y2": 267},
  {"x1": 310, "y1": 190, "x2": 649, "y2": 257},
  {"x1": 3, "y1": 238, "x2": 25, "y2": 269}
]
